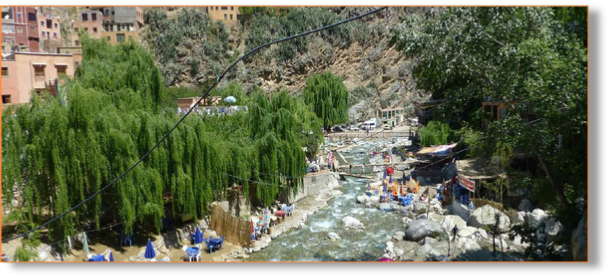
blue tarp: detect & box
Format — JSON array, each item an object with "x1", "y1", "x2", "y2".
[
  {"x1": 144, "y1": 239, "x2": 156, "y2": 259},
  {"x1": 224, "y1": 96, "x2": 236, "y2": 103},
  {"x1": 193, "y1": 226, "x2": 204, "y2": 244}
]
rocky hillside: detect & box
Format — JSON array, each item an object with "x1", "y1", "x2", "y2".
[{"x1": 140, "y1": 7, "x2": 432, "y2": 122}]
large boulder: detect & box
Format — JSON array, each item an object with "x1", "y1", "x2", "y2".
[
  {"x1": 518, "y1": 199, "x2": 535, "y2": 212},
  {"x1": 545, "y1": 218, "x2": 563, "y2": 241},
  {"x1": 404, "y1": 219, "x2": 442, "y2": 241},
  {"x1": 457, "y1": 227, "x2": 478, "y2": 238},
  {"x1": 441, "y1": 215, "x2": 467, "y2": 233},
  {"x1": 571, "y1": 215, "x2": 587, "y2": 261},
  {"x1": 457, "y1": 237, "x2": 481, "y2": 251},
  {"x1": 342, "y1": 216, "x2": 364, "y2": 229},
  {"x1": 527, "y1": 209, "x2": 548, "y2": 228},
  {"x1": 467, "y1": 205, "x2": 511, "y2": 232}
]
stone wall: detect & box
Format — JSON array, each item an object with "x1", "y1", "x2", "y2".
[{"x1": 279, "y1": 171, "x2": 333, "y2": 204}]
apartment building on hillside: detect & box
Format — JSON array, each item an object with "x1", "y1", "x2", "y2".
[
  {"x1": 37, "y1": 7, "x2": 62, "y2": 53},
  {"x1": 206, "y1": 6, "x2": 240, "y2": 25},
  {"x1": 71, "y1": 9, "x2": 104, "y2": 46},
  {"x1": 2, "y1": 6, "x2": 40, "y2": 53}
]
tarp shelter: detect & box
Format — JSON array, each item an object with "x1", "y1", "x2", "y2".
[
  {"x1": 455, "y1": 158, "x2": 506, "y2": 180},
  {"x1": 416, "y1": 143, "x2": 458, "y2": 156},
  {"x1": 144, "y1": 239, "x2": 156, "y2": 260}
]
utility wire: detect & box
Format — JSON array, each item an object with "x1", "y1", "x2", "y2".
[{"x1": 2, "y1": 7, "x2": 388, "y2": 244}]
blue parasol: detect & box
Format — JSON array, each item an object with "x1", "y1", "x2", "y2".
[
  {"x1": 383, "y1": 170, "x2": 387, "y2": 180},
  {"x1": 144, "y1": 239, "x2": 156, "y2": 260},
  {"x1": 402, "y1": 171, "x2": 406, "y2": 185},
  {"x1": 109, "y1": 251, "x2": 114, "y2": 262},
  {"x1": 194, "y1": 226, "x2": 204, "y2": 244},
  {"x1": 389, "y1": 175, "x2": 393, "y2": 184}
]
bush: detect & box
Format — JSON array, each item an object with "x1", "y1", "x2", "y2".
[{"x1": 418, "y1": 121, "x2": 453, "y2": 146}]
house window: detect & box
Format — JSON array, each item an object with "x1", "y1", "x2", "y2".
[
  {"x1": 2, "y1": 95, "x2": 11, "y2": 104},
  {"x1": 75, "y1": 61, "x2": 79, "y2": 68},
  {"x1": 105, "y1": 9, "x2": 109, "y2": 16},
  {"x1": 54, "y1": 23, "x2": 58, "y2": 28},
  {"x1": 17, "y1": 13, "x2": 22, "y2": 21},
  {"x1": 224, "y1": 14, "x2": 227, "y2": 20},
  {"x1": 116, "y1": 33, "x2": 125, "y2": 42},
  {"x1": 215, "y1": 7, "x2": 218, "y2": 10},
  {"x1": 106, "y1": 36, "x2": 111, "y2": 41},
  {"x1": 2, "y1": 67, "x2": 8, "y2": 77},
  {"x1": 231, "y1": 6, "x2": 234, "y2": 11},
  {"x1": 47, "y1": 19, "x2": 52, "y2": 28},
  {"x1": 28, "y1": 13, "x2": 36, "y2": 21},
  {"x1": 55, "y1": 65, "x2": 67, "y2": 76},
  {"x1": 82, "y1": 13, "x2": 88, "y2": 21},
  {"x1": 54, "y1": 32, "x2": 57, "y2": 38},
  {"x1": 221, "y1": 6, "x2": 228, "y2": 10},
  {"x1": 84, "y1": 27, "x2": 88, "y2": 32},
  {"x1": 34, "y1": 65, "x2": 46, "y2": 80},
  {"x1": 92, "y1": 13, "x2": 97, "y2": 21},
  {"x1": 41, "y1": 21, "x2": 45, "y2": 26},
  {"x1": 230, "y1": 14, "x2": 233, "y2": 20},
  {"x1": 93, "y1": 27, "x2": 97, "y2": 33},
  {"x1": 74, "y1": 28, "x2": 79, "y2": 32},
  {"x1": 41, "y1": 31, "x2": 45, "y2": 36},
  {"x1": 75, "y1": 40, "x2": 79, "y2": 46},
  {"x1": 17, "y1": 27, "x2": 23, "y2": 33}
]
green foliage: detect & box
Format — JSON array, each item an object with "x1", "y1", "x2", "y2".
[
  {"x1": 418, "y1": 121, "x2": 453, "y2": 147},
  {"x1": 392, "y1": 7, "x2": 587, "y2": 228},
  {"x1": 2, "y1": 37, "x2": 325, "y2": 239},
  {"x1": 303, "y1": 72, "x2": 349, "y2": 129}
]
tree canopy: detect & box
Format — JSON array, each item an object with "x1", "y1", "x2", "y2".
[{"x1": 303, "y1": 71, "x2": 350, "y2": 129}]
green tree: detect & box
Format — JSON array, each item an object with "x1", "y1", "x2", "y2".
[
  {"x1": 303, "y1": 72, "x2": 350, "y2": 130},
  {"x1": 392, "y1": 7, "x2": 587, "y2": 228}
]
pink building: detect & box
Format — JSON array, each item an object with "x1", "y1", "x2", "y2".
[
  {"x1": 71, "y1": 10, "x2": 104, "y2": 46},
  {"x1": 2, "y1": 52, "x2": 82, "y2": 106},
  {"x1": 2, "y1": 6, "x2": 40, "y2": 53},
  {"x1": 37, "y1": 9, "x2": 62, "y2": 53}
]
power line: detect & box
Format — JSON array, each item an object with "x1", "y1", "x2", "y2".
[{"x1": 2, "y1": 7, "x2": 388, "y2": 244}]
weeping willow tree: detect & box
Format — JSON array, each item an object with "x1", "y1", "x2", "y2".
[
  {"x1": 2, "y1": 35, "x2": 323, "y2": 254},
  {"x1": 418, "y1": 121, "x2": 454, "y2": 147},
  {"x1": 303, "y1": 71, "x2": 349, "y2": 130}
]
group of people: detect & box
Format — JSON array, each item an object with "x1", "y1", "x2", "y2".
[{"x1": 348, "y1": 163, "x2": 366, "y2": 174}]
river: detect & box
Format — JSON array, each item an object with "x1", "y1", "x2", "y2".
[{"x1": 246, "y1": 144, "x2": 404, "y2": 262}]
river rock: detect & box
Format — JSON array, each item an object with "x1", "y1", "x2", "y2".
[
  {"x1": 404, "y1": 219, "x2": 442, "y2": 241},
  {"x1": 571, "y1": 215, "x2": 587, "y2": 261},
  {"x1": 441, "y1": 215, "x2": 467, "y2": 233},
  {"x1": 423, "y1": 237, "x2": 437, "y2": 245},
  {"x1": 327, "y1": 232, "x2": 341, "y2": 241},
  {"x1": 475, "y1": 228, "x2": 489, "y2": 240},
  {"x1": 379, "y1": 203, "x2": 393, "y2": 212},
  {"x1": 527, "y1": 209, "x2": 548, "y2": 228},
  {"x1": 457, "y1": 237, "x2": 481, "y2": 251},
  {"x1": 416, "y1": 214, "x2": 428, "y2": 220},
  {"x1": 467, "y1": 205, "x2": 511, "y2": 232},
  {"x1": 357, "y1": 195, "x2": 369, "y2": 204},
  {"x1": 518, "y1": 199, "x2": 535, "y2": 212},
  {"x1": 393, "y1": 231, "x2": 405, "y2": 242},
  {"x1": 417, "y1": 243, "x2": 432, "y2": 256},
  {"x1": 545, "y1": 218, "x2": 563, "y2": 241},
  {"x1": 413, "y1": 202, "x2": 427, "y2": 214},
  {"x1": 457, "y1": 227, "x2": 478, "y2": 238},
  {"x1": 509, "y1": 211, "x2": 526, "y2": 226},
  {"x1": 342, "y1": 216, "x2": 364, "y2": 229},
  {"x1": 428, "y1": 212, "x2": 444, "y2": 222}
]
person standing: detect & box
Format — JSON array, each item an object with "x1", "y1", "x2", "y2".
[
  {"x1": 349, "y1": 163, "x2": 353, "y2": 174},
  {"x1": 452, "y1": 225, "x2": 459, "y2": 242}
]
